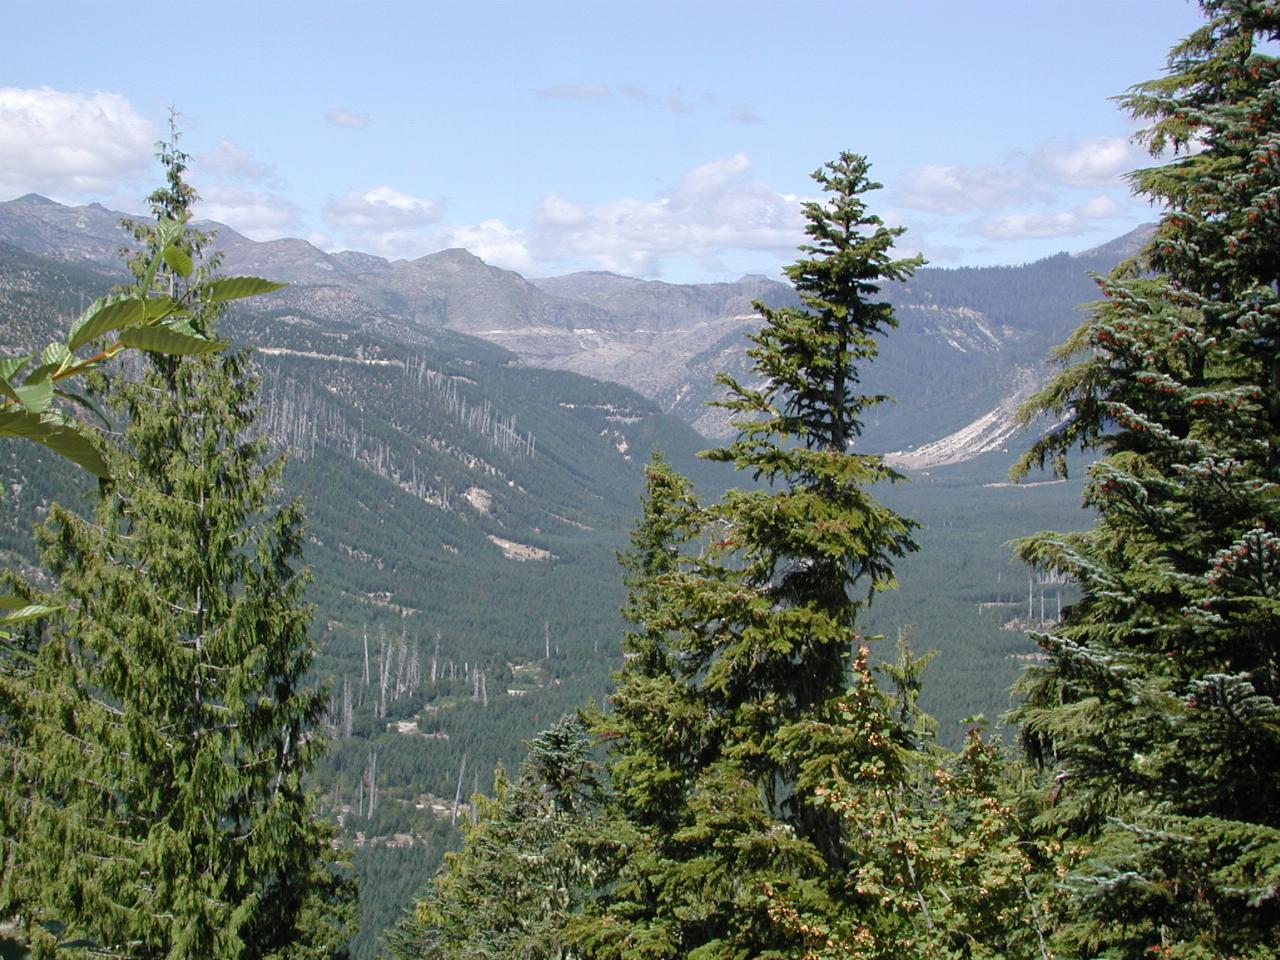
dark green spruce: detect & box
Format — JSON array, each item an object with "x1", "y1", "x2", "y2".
[
  {"x1": 1011, "y1": 2, "x2": 1280, "y2": 956},
  {"x1": 577, "y1": 153, "x2": 933, "y2": 960}
]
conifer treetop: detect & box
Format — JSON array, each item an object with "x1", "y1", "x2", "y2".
[{"x1": 710, "y1": 151, "x2": 924, "y2": 470}]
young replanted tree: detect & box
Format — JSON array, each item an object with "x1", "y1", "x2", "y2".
[
  {"x1": 385, "y1": 716, "x2": 609, "y2": 960},
  {"x1": 1011, "y1": 2, "x2": 1280, "y2": 954},
  {"x1": 0, "y1": 132, "x2": 354, "y2": 958}
]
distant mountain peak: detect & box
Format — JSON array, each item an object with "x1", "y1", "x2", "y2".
[
  {"x1": 11, "y1": 193, "x2": 58, "y2": 206},
  {"x1": 1074, "y1": 223, "x2": 1157, "y2": 261},
  {"x1": 419, "y1": 247, "x2": 486, "y2": 266}
]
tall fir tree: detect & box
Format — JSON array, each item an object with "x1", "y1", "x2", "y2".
[
  {"x1": 698, "y1": 151, "x2": 922, "y2": 815},
  {"x1": 579, "y1": 153, "x2": 928, "y2": 959},
  {"x1": 1011, "y1": 2, "x2": 1280, "y2": 955},
  {"x1": 0, "y1": 128, "x2": 354, "y2": 958}
]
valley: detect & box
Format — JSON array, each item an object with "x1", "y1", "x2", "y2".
[{"x1": 0, "y1": 199, "x2": 1117, "y2": 955}]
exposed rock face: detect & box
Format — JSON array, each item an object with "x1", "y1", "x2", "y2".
[
  {"x1": 0, "y1": 194, "x2": 1147, "y2": 462},
  {"x1": 885, "y1": 368, "x2": 1040, "y2": 470}
]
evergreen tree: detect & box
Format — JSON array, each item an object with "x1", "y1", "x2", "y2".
[
  {"x1": 778, "y1": 640, "x2": 1067, "y2": 960},
  {"x1": 601, "y1": 452, "x2": 703, "y2": 833},
  {"x1": 579, "y1": 154, "x2": 926, "y2": 959},
  {"x1": 1012, "y1": 2, "x2": 1280, "y2": 955},
  {"x1": 592, "y1": 457, "x2": 1059, "y2": 960},
  {"x1": 0, "y1": 132, "x2": 354, "y2": 958},
  {"x1": 385, "y1": 715, "x2": 609, "y2": 960},
  {"x1": 698, "y1": 151, "x2": 921, "y2": 813}
]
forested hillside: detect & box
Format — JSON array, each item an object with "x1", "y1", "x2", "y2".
[
  {"x1": 3, "y1": 225, "x2": 1087, "y2": 954},
  {"x1": 0, "y1": 215, "x2": 1097, "y2": 956},
  {"x1": 3, "y1": 2, "x2": 1276, "y2": 957},
  {"x1": 0, "y1": 230, "x2": 724, "y2": 954}
]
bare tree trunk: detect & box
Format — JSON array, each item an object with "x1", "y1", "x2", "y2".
[
  {"x1": 395, "y1": 624, "x2": 409, "y2": 698},
  {"x1": 362, "y1": 625, "x2": 370, "y2": 687},
  {"x1": 451, "y1": 753, "x2": 468, "y2": 826},
  {"x1": 378, "y1": 627, "x2": 390, "y2": 719},
  {"x1": 342, "y1": 676, "x2": 353, "y2": 738}
]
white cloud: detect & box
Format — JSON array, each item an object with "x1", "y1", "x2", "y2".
[
  {"x1": 535, "y1": 83, "x2": 610, "y2": 101},
  {"x1": 531, "y1": 82, "x2": 761, "y2": 127},
  {"x1": 973, "y1": 193, "x2": 1123, "y2": 241},
  {"x1": 0, "y1": 86, "x2": 154, "y2": 199},
  {"x1": 194, "y1": 184, "x2": 301, "y2": 240},
  {"x1": 200, "y1": 138, "x2": 277, "y2": 183},
  {"x1": 439, "y1": 219, "x2": 534, "y2": 273},
  {"x1": 322, "y1": 185, "x2": 445, "y2": 257},
  {"x1": 324, "y1": 186, "x2": 442, "y2": 231},
  {"x1": 530, "y1": 153, "x2": 804, "y2": 276},
  {"x1": 1031, "y1": 136, "x2": 1140, "y2": 187},
  {"x1": 620, "y1": 85, "x2": 695, "y2": 115},
  {"x1": 1078, "y1": 194, "x2": 1122, "y2": 219},
  {"x1": 896, "y1": 161, "x2": 1043, "y2": 215},
  {"x1": 897, "y1": 135, "x2": 1143, "y2": 217},
  {"x1": 325, "y1": 107, "x2": 369, "y2": 129}
]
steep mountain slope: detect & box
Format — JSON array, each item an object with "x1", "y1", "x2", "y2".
[
  {"x1": 0, "y1": 206, "x2": 1117, "y2": 955},
  {"x1": 0, "y1": 195, "x2": 1146, "y2": 463},
  {"x1": 0, "y1": 238, "x2": 717, "y2": 842}
]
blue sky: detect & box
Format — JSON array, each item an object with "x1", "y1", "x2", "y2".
[{"x1": 4, "y1": 0, "x2": 1207, "y2": 282}]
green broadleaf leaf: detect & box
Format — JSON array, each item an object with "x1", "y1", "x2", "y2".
[
  {"x1": 138, "y1": 222, "x2": 183, "y2": 293},
  {"x1": 0, "y1": 410, "x2": 109, "y2": 476},
  {"x1": 54, "y1": 388, "x2": 109, "y2": 428},
  {"x1": 156, "y1": 217, "x2": 184, "y2": 249},
  {"x1": 141, "y1": 247, "x2": 163, "y2": 292},
  {"x1": 119, "y1": 325, "x2": 226, "y2": 356},
  {"x1": 68, "y1": 295, "x2": 146, "y2": 351},
  {"x1": 0, "y1": 383, "x2": 18, "y2": 408},
  {"x1": 143, "y1": 295, "x2": 182, "y2": 321},
  {"x1": 0, "y1": 600, "x2": 61, "y2": 624},
  {"x1": 0, "y1": 355, "x2": 33, "y2": 384},
  {"x1": 34, "y1": 425, "x2": 109, "y2": 477},
  {"x1": 199, "y1": 276, "x2": 287, "y2": 302},
  {"x1": 13, "y1": 376, "x2": 54, "y2": 414},
  {"x1": 24, "y1": 362, "x2": 59, "y2": 386},
  {"x1": 162, "y1": 243, "x2": 193, "y2": 278},
  {"x1": 41, "y1": 341, "x2": 72, "y2": 371}
]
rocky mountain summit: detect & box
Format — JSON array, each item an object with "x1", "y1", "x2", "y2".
[{"x1": 0, "y1": 192, "x2": 1149, "y2": 463}]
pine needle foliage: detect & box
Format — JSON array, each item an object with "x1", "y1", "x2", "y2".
[
  {"x1": 1011, "y1": 3, "x2": 1280, "y2": 955},
  {"x1": 0, "y1": 129, "x2": 354, "y2": 959},
  {"x1": 697, "y1": 151, "x2": 923, "y2": 807},
  {"x1": 384, "y1": 716, "x2": 610, "y2": 960},
  {"x1": 578, "y1": 154, "x2": 930, "y2": 959}
]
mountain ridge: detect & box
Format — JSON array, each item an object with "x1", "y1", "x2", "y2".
[{"x1": 0, "y1": 194, "x2": 1152, "y2": 461}]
